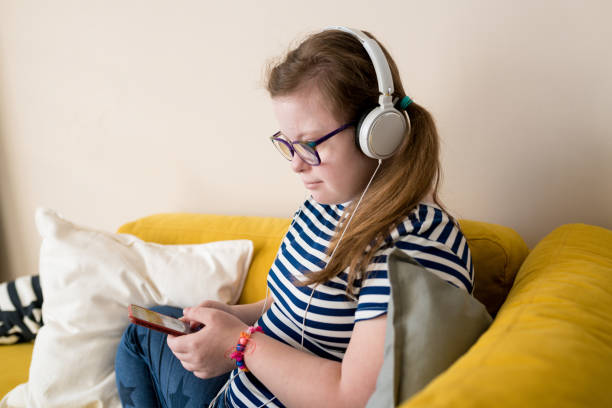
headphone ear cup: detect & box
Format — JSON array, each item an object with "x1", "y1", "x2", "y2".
[
  {"x1": 358, "y1": 106, "x2": 407, "y2": 159},
  {"x1": 355, "y1": 110, "x2": 370, "y2": 148}
]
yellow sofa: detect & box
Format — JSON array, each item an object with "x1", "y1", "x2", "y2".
[{"x1": 2, "y1": 214, "x2": 611, "y2": 407}]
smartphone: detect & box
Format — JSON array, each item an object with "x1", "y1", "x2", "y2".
[{"x1": 128, "y1": 304, "x2": 193, "y2": 336}]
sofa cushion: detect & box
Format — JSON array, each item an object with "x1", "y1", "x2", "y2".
[
  {"x1": 401, "y1": 223, "x2": 612, "y2": 407},
  {"x1": 458, "y1": 220, "x2": 529, "y2": 317},
  {"x1": 0, "y1": 342, "x2": 33, "y2": 398}
]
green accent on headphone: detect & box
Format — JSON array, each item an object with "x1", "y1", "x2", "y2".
[{"x1": 398, "y1": 96, "x2": 413, "y2": 110}]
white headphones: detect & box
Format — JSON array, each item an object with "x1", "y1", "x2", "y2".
[{"x1": 325, "y1": 26, "x2": 410, "y2": 160}]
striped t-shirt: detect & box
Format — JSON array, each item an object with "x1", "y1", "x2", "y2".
[{"x1": 225, "y1": 196, "x2": 474, "y2": 407}]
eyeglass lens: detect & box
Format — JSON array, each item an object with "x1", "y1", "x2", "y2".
[
  {"x1": 272, "y1": 135, "x2": 319, "y2": 165},
  {"x1": 272, "y1": 138, "x2": 293, "y2": 160}
]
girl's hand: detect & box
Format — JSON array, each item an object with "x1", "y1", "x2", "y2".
[
  {"x1": 179, "y1": 300, "x2": 236, "y2": 330},
  {"x1": 195, "y1": 299, "x2": 235, "y2": 316},
  {"x1": 167, "y1": 306, "x2": 248, "y2": 379},
  {"x1": 192, "y1": 298, "x2": 273, "y2": 327}
]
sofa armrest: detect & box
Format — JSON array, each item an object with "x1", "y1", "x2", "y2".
[{"x1": 401, "y1": 223, "x2": 612, "y2": 407}]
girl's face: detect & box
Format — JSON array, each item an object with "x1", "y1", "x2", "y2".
[{"x1": 271, "y1": 86, "x2": 377, "y2": 204}]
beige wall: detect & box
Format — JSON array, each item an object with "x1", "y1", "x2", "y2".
[{"x1": 1, "y1": 1, "x2": 611, "y2": 280}]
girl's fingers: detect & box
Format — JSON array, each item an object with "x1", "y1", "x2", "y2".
[{"x1": 182, "y1": 306, "x2": 210, "y2": 324}]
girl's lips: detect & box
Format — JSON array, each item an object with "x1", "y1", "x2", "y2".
[{"x1": 303, "y1": 180, "x2": 322, "y2": 188}]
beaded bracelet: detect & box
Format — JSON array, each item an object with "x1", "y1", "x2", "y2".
[{"x1": 230, "y1": 326, "x2": 263, "y2": 372}]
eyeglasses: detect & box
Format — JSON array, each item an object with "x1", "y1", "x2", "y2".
[{"x1": 270, "y1": 122, "x2": 356, "y2": 166}]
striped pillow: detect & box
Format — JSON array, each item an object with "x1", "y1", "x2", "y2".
[{"x1": 0, "y1": 275, "x2": 43, "y2": 344}]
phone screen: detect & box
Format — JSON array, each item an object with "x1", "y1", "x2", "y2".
[{"x1": 128, "y1": 304, "x2": 192, "y2": 336}]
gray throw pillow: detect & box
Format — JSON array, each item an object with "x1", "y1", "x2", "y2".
[{"x1": 366, "y1": 250, "x2": 492, "y2": 407}]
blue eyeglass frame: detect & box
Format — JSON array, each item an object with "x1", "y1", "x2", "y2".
[{"x1": 270, "y1": 122, "x2": 356, "y2": 166}]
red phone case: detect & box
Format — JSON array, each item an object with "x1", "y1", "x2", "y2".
[{"x1": 128, "y1": 304, "x2": 192, "y2": 336}]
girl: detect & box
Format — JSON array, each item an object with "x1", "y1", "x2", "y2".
[{"x1": 115, "y1": 27, "x2": 473, "y2": 408}]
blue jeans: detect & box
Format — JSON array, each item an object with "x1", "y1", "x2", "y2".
[{"x1": 115, "y1": 305, "x2": 231, "y2": 408}]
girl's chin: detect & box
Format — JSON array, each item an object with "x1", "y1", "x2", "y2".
[{"x1": 309, "y1": 190, "x2": 351, "y2": 205}]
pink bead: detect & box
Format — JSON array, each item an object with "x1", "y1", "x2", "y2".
[{"x1": 239, "y1": 337, "x2": 248, "y2": 345}]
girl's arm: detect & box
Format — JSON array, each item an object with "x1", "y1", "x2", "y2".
[
  {"x1": 170, "y1": 308, "x2": 386, "y2": 408},
  {"x1": 245, "y1": 314, "x2": 386, "y2": 408},
  {"x1": 195, "y1": 296, "x2": 274, "y2": 326}
]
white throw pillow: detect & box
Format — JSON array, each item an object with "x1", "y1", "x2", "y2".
[{"x1": 1, "y1": 208, "x2": 253, "y2": 408}]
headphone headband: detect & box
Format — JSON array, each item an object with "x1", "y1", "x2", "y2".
[
  {"x1": 323, "y1": 26, "x2": 409, "y2": 159},
  {"x1": 325, "y1": 26, "x2": 394, "y2": 107}
]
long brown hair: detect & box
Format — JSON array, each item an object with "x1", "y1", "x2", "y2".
[{"x1": 266, "y1": 29, "x2": 445, "y2": 293}]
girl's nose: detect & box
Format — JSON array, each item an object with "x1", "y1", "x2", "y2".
[{"x1": 290, "y1": 154, "x2": 309, "y2": 173}]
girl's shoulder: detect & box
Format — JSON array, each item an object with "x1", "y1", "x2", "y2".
[
  {"x1": 391, "y1": 202, "x2": 461, "y2": 246},
  {"x1": 389, "y1": 203, "x2": 474, "y2": 293}
]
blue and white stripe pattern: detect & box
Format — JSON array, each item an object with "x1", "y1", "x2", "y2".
[
  {"x1": 226, "y1": 197, "x2": 473, "y2": 407},
  {"x1": 0, "y1": 275, "x2": 43, "y2": 344}
]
